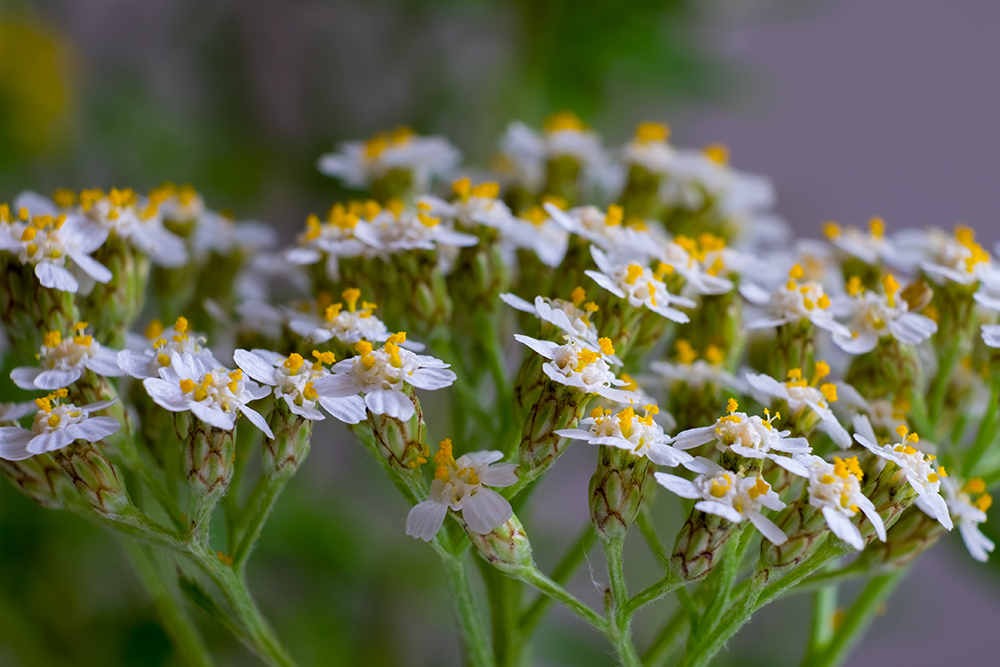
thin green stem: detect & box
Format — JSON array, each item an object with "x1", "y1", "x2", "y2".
[
  {"x1": 232, "y1": 472, "x2": 291, "y2": 572},
  {"x1": 624, "y1": 571, "x2": 683, "y2": 617},
  {"x1": 965, "y1": 374, "x2": 1000, "y2": 474},
  {"x1": 928, "y1": 339, "x2": 960, "y2": 426},
  {"x1": 698, "y1": 525, "x2": 751, "y2": 637},
  {"x1": 520, "y1": 523, "x2": 597, "y2": 636},
  {"x1": 479, "y1": 560, "x2": 521, "y2": 667},
  {"x1": 442, "y1": 553, "x2": 496, "y2": 667},
  {"x1": 187, "y1": 546, "x2": 297, "y2": 667},
  {"x1": 811, "y1": 569, "x2": 907, "y2": 667},
  {"x1": 519, "y1": 568, "x2": 609, "y2": 634},
  {"x1": 119, "y1": 537, "x2": 214, "y2": 667},
  {"x1": 802, "y1": 567, "x2": 838, "y2": 665},
  {"x1": 642, "y1": 609, "x2": 689, "y2": 667},
  {"x1": 636, "y1": 506, "x2": 670, "y2": 569}
]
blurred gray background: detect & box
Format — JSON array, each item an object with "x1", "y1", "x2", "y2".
[{"x1": 1, "y1": 0, "x2": 998, "y2": 665}]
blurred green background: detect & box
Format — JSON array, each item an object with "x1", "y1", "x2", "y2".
[{"x1": 2, "y1": 1, "x2": 999, "y2": 665}]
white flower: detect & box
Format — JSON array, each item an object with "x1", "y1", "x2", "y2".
[
  {"x1": 310, "y1": 333, "x2": 456, "y2": 422},
  {"x1": 915, "y1": 225, "x2": 993, "y2": 287},
  {"x1": 742, "y1": 264, "x2": 850, "y2": 337},
  {"x1": 654, "y1": 457, "x2": 788, "y2": 544},
  {"x1": 793, "y1": 453, "x2": 886, "y2": 550},
  {"x1": 285, "y1": 205, "x2": 370, "y2": 281},
  {"x1": 659, "y1": 145, "x2": 775, "y2": 217},
  {"x1": 546, "y1": 203, "x2": 661, "y2": 262},
  {"x1": 118, "y1": 317, "x2": 219, "y2": 381},
  {"x1": 555, "y1": 403, "x2": 692, "y2": 467},
  {"x1": 830, "y1": 274, "x2": 937, "y2": 354},
  {"x1": 142, "y1": 352, "x2": 273, "y2": 437},
  {"x1": 513, "y1": 334, "x2": 637, "y2": 403},
  {"x1": 658, "y1": 233, "x2": 734, "y2": 296},
  {"x1": 503, "y1": 204, "x2": 570, "y2": 267},
  {"x1": 424, "y1": 179, "x2": 516, "y2": 231},
  {"x1": 648, "y1": 339, "x2": 747, "y2": 393},
  {"x1": 822, "y1": 217, "x2": 910, "y2": 269},
  {"x1": 499, "y1": 288, "x2": 605, "y2": 352},
  {"x1": 287, "y1": 288, "x2": 425, "y2": 350},
  {"x1": 74, "y1": 188, "x2": 187, "y2": 267},
  {"x1": 942, "y1": 477, "x2": 994, "y2": 562},
  {"x1": 318, "y1": 126, "x2": 460, "y2": 191},
  {"x1": 0, "y1": 390, "x2": 120, "y2": 461},
  {"x1": 0, "y1": 200, "x2": 111, "y2": 293},
  {"x1": 233, "y1": 349, "x2": 366, "y2": 424},
  {"x1": 585, "y1": 246, "x2": 695, "y2": 323},
  {"x1": 0, "y1": 401, "x2": 36, "y2": 424},
  {"x1": 983, "y1": 324, "x2": 1000, "y2": 348},
  {"x1": 671, "y1": 399, "x2": 811, "y2": 476},
  {"x1": 352, "y1": 202, "x2": 478, "y2": 254},
  {"x1": 11, "y1": 322, "x2": 123, "y2": 390},
  {"x1": 620, "y1": 122, "x2": 677, "y2": 175},
  {"x1": 744, "y1": 362, "x2": 851, "y2": 448},
  {"x1": 405, "y1": 439, "x2": 519, "y2": 541},
  {"x1": 498, "y1": 115, "x2": 604, "y2": 190},
  {"x1": 853, "y1": 419, "x2": 953, "y2": 530}
]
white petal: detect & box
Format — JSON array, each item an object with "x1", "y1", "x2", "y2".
[
  {"x1": 959, "y1": 522, "x2": 995, "y2": 563},
  {"x1": 478, "y1": 463, "x2": 519, "y2": 488},
  {"x1": 749, "y1": 512, "x2": 788, "y2": 545},
  {"x1": 857, "y1": 497, "x2": 887, "y2": 542},
  {"x1": 653, "y1": 472, "x2": 702, "y2": 499},
  {"x1": 10, "y1": 367, "x2": 43, "y2": 390},
  {"x1": 915, "y1": 493, "x2": 953, "y2": 530},
  {"x1": 851, "y1": 414, "x2": 879, "y2": 449},
  {"x1": 69, "y1": 251, "x2": 112, "y2": 284},
  {"x1": 695, "y1": 500, "x2": 743, "y2": 523},
  {"x1": 26, "y1": 430, "x2": 75, "y2": 454},
  {"x1": 646, "y1": 444, "x2": 694, "y2": 467},
  {"x1": 683, "y1": 456, "x2": 727, "y2": 475},
  {"x1": 0, "y1": 427, "x2": 35, "y2": 461},
  {"x1": 461, "y1": 488, "x2": 513, "y2": 534},
  {"x1": 117, "y1": 350, "x2": 156, "y2": 379},
  {"x1": 672, "y1": 425, "x2": 718, "y2": 450},
  {"x1": 365, "y1": 389, "x2": 414, "y2": 421},
  {"x1": 832, "y1": 331, "x2": 878, "y2": 355},
  {"x1": 86, "y1": 348, "x2": 125, "y2": 377},
  {"x1": 318, "y1": 395, "x2": 367, "y2": 424},
  {"x1": 310, "y1": 374, "x2": 362, "y2": 398},
  {"x1": 233, "y1": 349, "x2": 278, "y2": 385},
  {"x1": 584, "y1": 270, "x2": 627, "y2": 298},
  {"x1": 35, "y1": 262, "x2": 78, "y2": 292},
  {"x1": 405, "y1": 500, "x2": 449, "y2": 541},
  {"x1": 239, "y1": 406, "x2": 274, "y2": 439},
  {"x1": 142, "y1": 378, "x2": 190, "y2": 411},
  {"x1": 190, "y1": 402, "x2": 236, "y2": 430},
  {"x1": 34, "y1": 368, "x2": 83, "y2": 390},
  {"x1": 512, "y1": 334, "x2": 558, "y2": 360},
  {"x1": 406, "y1": 367, "x2": 457, "y2": 391},
  {"x1": 553, "y1": 428, "x2": 596, "y2": 442},
  {"x1": 769, "y1": 454, "x2": 811, "y2": 478},
  {"x1": 744, "y1": 373, "x2": 790, "y2": 401},
  {"x1": 822, "y1": 506, "x2": 863, "y2": 550},
  {"x1": 68, "y1": 416, "x2": 121, "y2": 442}
]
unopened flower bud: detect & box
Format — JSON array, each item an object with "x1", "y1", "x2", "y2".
[
  {"x1": 671, "y1": 509, "x2": 738, "y2": 582},
  {"x1": 1, "y1": 454, "x2": 73, "y2": 510},
  {"x1": 51, "y1": 441, "x2": 132, "y2": 517},
  {"x1": 519, "y1": 383, "x2": 590, "y2": 474},
  {"x1": 180, "y1": 413, "x2": 236, "y2": 526},
  {"x1": 466, "y1": 512, "x2": 533, "y2": 576},
  {"x1": 367, "y1": 388, "x2": 428, "y2": 473},
  {"x1": 589, "y1": 445, "x2": 649, "y2": 542},
  {"x1": 857, "y1": 506, "x2": 945, "y2": 572},
  {"x1": 0, "y1": 257, "x2": 81, "y2": 361},
  {"x1": 263, "y1": 400, "x2": 313, "y2": 478}
]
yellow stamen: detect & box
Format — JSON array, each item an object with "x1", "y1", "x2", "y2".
[
  {"x1": 145, "y1": 319, "x2": 164, "y2": 339},
  {"x1": 42, "y1": 330, "x2": 62, "y2": 348},
  {"x1": 604, "y1": 205, "x2": 623, "y2": 227},
  {"x1": 820, "y1": 383, "x2": 838, "y2": 403},
  {"x1": 635, "y1": 121, "x2": 670, "y2": 143},
  {"x1": 823, "y1": 221, "x2": 841, "y2": 239},
  {"x1": 789, "y1": 264, "x2": 805, "y2": 280},
  {"x1": 625, "y1": 264, "x2": 644, "y2": 285},
  {"x1": 703, "y1": 143, "x2": 729, "y2": 164},
  {"x1": 964, "y1": 478, "x2": 986, "y2": 494},
  {"x1": 284, "y1": 354, "x2": 304, "y2": 374},
  {"x1": 598, "y1": 337, "x2": 615, "y2": 356},
  {"x1": 882, "y1": 274, "x2": 900, "y2": 308},
  {"x1": 343, "y1": 288, "x2": 361, "y2": 313},
  {"x1": 869, "y1": 216, "x2": 885, "y2": 239},
  {"x1": 179, "y1": 379, "x2": 196, "y2": 393},
  {"x1": 675, "y1": 339, "x2": 697, "y2": 365}
]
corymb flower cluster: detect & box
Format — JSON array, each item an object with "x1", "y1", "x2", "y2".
[{"x1": 2, "y1": 114, "x2": 997, "y2": 667}]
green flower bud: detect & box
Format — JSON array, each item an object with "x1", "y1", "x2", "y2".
[
  {"x1": 671, "y1": 508, "x2": 738, "y2": 582},
  {"x1": 589, "y1": 445, "x2": 649, "y2": 542},
  {"x1": 179, "y1": 413, "x2": 236, "y2": 527},
  {"x1": 466, "y1": 512, "x2": 533, "y2": 576},
  {"x1": 52, "y1": 441, "x2": 132, "y2": 517},
  {"x1": 1, "y1": 454, "x2": 73, "y2": 510},
  {"x1": 518, "y1": 382, "x2": 590, "y2": 474},
  {"x1": 263, "y1": 400, "x2": 313, "y2": 479},
  {"x1": 0, "y1": 256, "x2": 80, "y2": 362}
]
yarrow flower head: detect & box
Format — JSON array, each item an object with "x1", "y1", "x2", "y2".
[
  {"x1": 942, "y1": 477, "x2": 994, "y2": 562},
  {"x1": 0, "y1": 200, "x2": 111, "y2": 292},
  {"x1": 503, "y1": 201, "x2": 571, "y2": 267},
  {"x1": 0, "y1": 390, "x2": 120, "y2": 461},
  {"x1": 352, "y1": 200, "x2": 478, "y2": 254},
  {"x1": 745, "y1": 361, "x2": 851, "y2": 447},
  {"x1": 118, "y1": 317, "x2": 219, "y2": 381},
  {"x1": 76, "y1": 187, "x2": 187, "y2": 267},
  {"x1": 793, "y1": 453, "x2": 886, "y2": 550},
  {"x1": 234, "y1": 349, "x2": 366, "y2": 424},
  {"x1": 514, "y1": 334, "x2": 637, "y2": 403},
  {"x1": 742, "y1": 264, "x2": 849, "y2": 337},
  {"x1": 659, "y1": 233, "x2": 735, "y2": 296},
  {"x1": 318, "y1": 126, "x2": 461, "y2": 191},
  {"x1": 853, "y1": 419, "x2": 953, "y2": 530},
  {"x1": 11, "y1": 322, "x2": 123, "y2": 391},
  {"x1": 555, "y1": 403, "x2": 692, "y2": 467},
  {"x1": 671, "y1": 399, "x2": 811, "y2": 476},
  {"x1": 142, "y1": 352, "x2": 273, "y2": 437},
  {"x1": 405, "y1": 439, "x2": 519, "y2": 541},
  {"x1": 287, "y1": 288, "x2": 420, "y2": 349},
  {"x1": 310, "y1": 333, "x2": 456, "y2": 422},
  {"x1": 649, "y1": 339, "x2": 747, "y2": 393},
  {"x1": 831, "y1": 274, "x2": 937, "y2": 354},
  {"x1": 654, "y1": 457, "x2": 788, "y2": 544},
  {"x1": 284, "y1": 204, "x2": 370, "y2": 281},
  {"x1": 585, "y1": 246, "x2": 695, "y2": 323},
  {"x1": 498, "y1": 112, "x2": 605, "y2": 190},
  {"x1": 500, "y1": 287, "x2": 605, "y2": 353}
]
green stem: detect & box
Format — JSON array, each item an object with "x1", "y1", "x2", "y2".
[
  {"x1": 624, "y1": 571, "x2": 683, "y2": 617},
  {"x1": 811, "y1": 570, "x2": 907, "y2": 667},
  {"x1": 519, "y1": 568, "x2": 609, "y2": 633},
  {"x1": 928, "y1": 339, "x2": 960, "y2": 426},
  {"x1": 642, "y1": 609, "x2": 689, "y2": 667},
  {"x1": 480, "y1": 563, "x2": 521, "y2": 667},
  {"x1": 119, "y1": 537, "x2": 214, "y2": 667},
  {"x1": 636, "y1": 506, "x2": 671, "y2": 569},
  {"x1": 442, "y1": 553, "x2": 496, "y2": 667},
  {"x1": 603, "y1": 535, "x2": 641, "y2": 667},
  {"x1": 964, "y1": 374, "x2": 1000, "y2": 474},
  {"x1": 802, "y1": 568, "x2": 838, "y2": 665},
  {"x1": 697, "y1": 525, "x2": 751, "y2": 637},
  {"x1": 187, "y1": 546, "x2": 297, "y2": 667},
  {"x1": 520, "y1": 523, "x2": 597, "y2": 636},
  {"x1": 232, "y1": 473, "x2": 291, "y2": 573}
]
